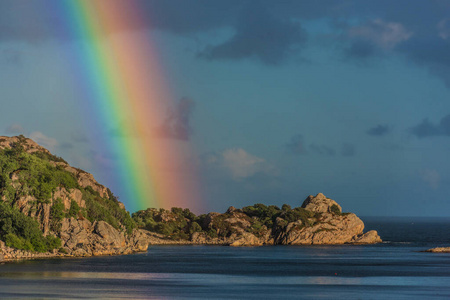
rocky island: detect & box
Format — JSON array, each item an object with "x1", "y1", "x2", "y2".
[
  {"x1": 0, "y1": 135, "x2": 381, "y2": 262},
  {"x1": 424, "y1": 247, "x2": 450, "y2": 253}
]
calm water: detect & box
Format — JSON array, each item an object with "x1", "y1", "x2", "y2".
[{"x1": 1, "y1": 217, "x2": 450, "y2": 299}]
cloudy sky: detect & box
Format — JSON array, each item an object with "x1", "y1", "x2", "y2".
[{"x1": 1, "y1": 0, "x2": 450, "y2": 216}]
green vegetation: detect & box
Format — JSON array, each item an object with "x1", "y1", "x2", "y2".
[
  {"x1": 0, "y1": 201, "x2": 61, "y2": 252},
  {"x1": 280, "y1": 207, "x2": 316, "y2": 225},
  {"x1": 32, "y1": 151, "x2": 68, "y2": 164},
  {"x1": 242, "y1": 203, "x2": 281, "y2": 228},
  {"x1": 132, "y1": 203, "x2": 321, "y2": 240},
  {"x1": 0, "y1": 146, "x2": 78, "y2": 203},
  {"x1": 133, "y1": 207, "x2": 201, "y2": 240},
  {"x1": 67, "y1": 200, "x2": 80, "y2": 218},
  {"x1": 50, "y1": 198, "x2": 65, "y2": 232},
  {"x1": 330, "y1": 204, "x2": 341, "y2": 215},
  {"x1": 83, "y1": 187, "x2": 135, "y2": 235}
]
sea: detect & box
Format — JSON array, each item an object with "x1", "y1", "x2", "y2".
[{"x1": 0, "y1": 217, "x2": 449, "y2": 299}]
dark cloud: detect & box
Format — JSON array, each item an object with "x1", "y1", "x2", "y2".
[
  {"x1": 345, "y1": 40, "x2": 379, "y2": 59},
  {"x1": 2, "y1": 0, "x2": 450, "y2": 85},
  {"x1": 335, "y1": 2, "x2": 450, "y2": 86},
  {"x1": 399, "y1": 38, "x2": 450, "y2": 87},
  {"x1": 410, "y1": 114, "x2": 450, "y2": 138},
  {"x1": 200, "y1": 3, "x2": 307, "y2": 65},
  {"x1": 341, "y1": 143, "x2": 356, "y2": 157},
  {"x1": 367, "y1": 124, "x2": 391, "y2": 136},
  {"x1": 342, "y1": 18, "x2": 413, "y2": 62},
  {"x1": 154, "y1": 97, "x2": 195, "y2": 141},
  {"x1": 0, "y1": 0, "x2": 345, "y2": 43},
  {"x1": 288, "y1": 135, "x2": 346, "y2": 156},
  {"x1": 286, "y1": 134, "x2": 307, "y2": 155},
  {"x1": 143, "y1": 0, "x2": 241, "y2": 34},
  {"x1": 0, "y1": 0, "x2": 240, "y2": 42},
  {"x1": 309, "y1": 143, "x2": 336, "y2": 156}
]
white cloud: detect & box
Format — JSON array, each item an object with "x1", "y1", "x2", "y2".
[
  {"x1": 421, "y1": 169, "x2": 440, "y2": 190},
  {"x1": 206, "y1": 148, "x2": 277, "y2": 180},
  {"x1": 29, "y1": 131, "x2": 58, "y2": 151},
  {"x1": 349, "y1": 19, "x2": 413, "y2": 50}
]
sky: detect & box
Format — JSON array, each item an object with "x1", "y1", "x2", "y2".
[{"x1": 1, "y1": 0, "x2": 450, "y2": 216}]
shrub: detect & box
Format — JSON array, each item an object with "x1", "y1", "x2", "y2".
[
  {"x1": 241, "y1": 204, "x2": 282, "y2": 230},
  {"x1": 32, "y1": 151, "x2": 68, "y2": 164},
  {"x1": 189, "y1": 222, "x2": 202, "y2": 234},
  {"x1": 50, "y1": 198, "x2": 65, "y2": 232},
  {"x1": 282, "y1": 204, "x2": 291, "y2": 211},
  {"x1": 330, "y1": 204, "x2": 341, "y2": 215},
  {"x1": 67, "y1": 200, "x2": 80, "y2": 218},
  {"x1": 278, "y1": 207, "x2": 316, "y2": 227}
]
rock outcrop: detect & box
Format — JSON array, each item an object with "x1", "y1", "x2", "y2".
[
  {"x1": 135, "y1": 193, "x2": 382, "y2": 247},
  {"x1": 424, "y1": 247, "x2": 450, "y2": 253},
  {"x1": 270, "y1": 194, "x2": 381, "y2": 245},
  {"x1": 58, "y1": 217, "x2": 150, "y2": 256},
  {"x1": 217, "y1": 193, "x2": 379, "y2": 246},
  {"x1": 0, "y1": 218, "x2": 151, "y2": 260},
  {"x1": 301, "y1": 193, "x2": 342, "y2": 214}
]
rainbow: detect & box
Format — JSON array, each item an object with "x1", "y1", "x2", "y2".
[{"x1": 53, "y1": 0, "x2": 202, "y2": 212}]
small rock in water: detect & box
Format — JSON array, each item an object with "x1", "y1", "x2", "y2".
[{"x1": 424, "y1": 247, "x2": 450, "y2": 253}]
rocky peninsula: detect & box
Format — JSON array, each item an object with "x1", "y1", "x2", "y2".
[
  {"x1": 132, "y1": 192, "x2": 381, "y2": 247},
  {"x1": 0, "y1": 135, "x2": 381, "y2": 262}
]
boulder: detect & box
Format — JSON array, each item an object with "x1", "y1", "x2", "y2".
[
  {"x1": 301, "y1": 193, "x2": 342, "y2": 214},
  {"x1": 94, "y1": 221, "x2": 126, "y2": 248},
  {"x1": 230, "y1": 232, "x2": 263, "y2": 247},
  {"x1": 351, "y1": 230, "x2": 382, "y2": 244},
  {"x1": 131, "y1": 229, "x2": 152, "y2": 252}
]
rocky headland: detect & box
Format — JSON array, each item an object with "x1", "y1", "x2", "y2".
[
  {"x1": 0, "y1": 135, "x2": 149, "y2": 261},
  {"x1": 0, "y1": 135, "x2": 381, "y2": 262},
  {"x1": 132, "y1": 192, "x2": 381, "y2": 247}
]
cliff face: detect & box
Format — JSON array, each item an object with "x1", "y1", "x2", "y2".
[{"x1": 0, "y1": 135, "x2": 148, "y2": 260}]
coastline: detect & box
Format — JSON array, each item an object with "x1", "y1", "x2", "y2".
[{"x1": 1, "y1": 236, "x2": 383, "y2": 263}]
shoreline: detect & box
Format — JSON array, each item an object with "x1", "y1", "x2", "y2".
[{"x1": 0, "y1": 238, "x2": 387, "y2": 263}]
